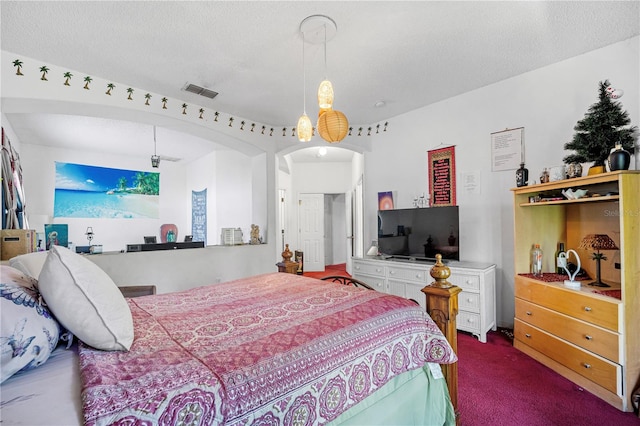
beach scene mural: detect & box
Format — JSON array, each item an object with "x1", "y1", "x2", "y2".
[{"x1": 54, "y1": 162, "x2": 159, "y2": 218}]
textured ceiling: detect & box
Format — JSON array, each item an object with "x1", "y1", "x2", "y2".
[{"x1": 1, "y1": 1, "x2": 639, "y2": 162}]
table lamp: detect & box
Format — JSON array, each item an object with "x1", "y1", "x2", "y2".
[{"x1": 578, "y1": 234, "x2": 618, "y2": 287}]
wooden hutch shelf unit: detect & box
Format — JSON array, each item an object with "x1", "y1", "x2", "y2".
[{"x1": 511, "y1": 170, "x2": 639, "y2": 412}]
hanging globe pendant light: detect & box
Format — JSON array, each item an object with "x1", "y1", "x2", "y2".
[
  {"x1": 317, "y1": 110, "x2": 348, "y2": 143},
  {"x1": 299, "y1": 15, "x2": 347, "y2": 143}
]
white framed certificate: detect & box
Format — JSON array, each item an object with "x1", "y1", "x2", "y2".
[{"x1": 491, "y1": 127, "x2": 524, "y2": 172}]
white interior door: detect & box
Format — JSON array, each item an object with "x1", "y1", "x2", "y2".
[{"x1": 298, "y1": 193, "x2": 325, "y2": 272}]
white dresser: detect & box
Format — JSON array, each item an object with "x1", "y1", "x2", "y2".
[{"x1": 352, "y1": 256, "x2": 496, "y2": 343}]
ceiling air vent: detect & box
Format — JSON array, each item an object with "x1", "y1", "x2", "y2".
[
  {"x1": 182, "y1": 83, "x2": 218, "y2": 99},
  {"x1": 159, "y1": 155, "x2": 182, "y2": 162}
]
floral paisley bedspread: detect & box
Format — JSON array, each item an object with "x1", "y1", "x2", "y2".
[{"x1": 79, "y1": 273, "x2": 456, "y2": 425}]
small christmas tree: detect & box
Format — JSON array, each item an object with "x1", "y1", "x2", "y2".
[{"x1": 563, "y1": 80, "x2": 637, "y2": 169}]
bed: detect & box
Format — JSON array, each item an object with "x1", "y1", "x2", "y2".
[{"x1": 1, "y1": 246, "x2": 460, "y2": 425}]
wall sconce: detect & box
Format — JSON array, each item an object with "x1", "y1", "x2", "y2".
[{"x1": 578, "y1": 234, "x2": 619, "y2": 287}]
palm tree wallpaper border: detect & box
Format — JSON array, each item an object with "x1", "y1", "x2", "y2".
[
  {"x1": 53, "y1": 162, "x2": 159, "y2": 219},
  {"x1": 10, "y1": 57, "x2": 390, "y2": 140}
]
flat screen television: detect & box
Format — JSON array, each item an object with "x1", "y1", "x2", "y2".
[{"x1": 377, "y1": 206, "x2": 459, "y2": 261}]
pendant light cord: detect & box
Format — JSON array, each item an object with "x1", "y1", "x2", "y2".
[
  {"x1": 302, "y1": 32, "x2": 306, "y2": 114},
  {"x1": 323, "y1": 23, "x2": 328, "y2": 80},
  {"x1": 153, "y1": 125, "x2": 157, "y2": 155}
]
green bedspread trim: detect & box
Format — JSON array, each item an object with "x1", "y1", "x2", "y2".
[{"x1": 330, "y1": 364, "x2": 455, "y2": 426}]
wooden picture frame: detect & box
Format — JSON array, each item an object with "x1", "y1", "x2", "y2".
[{"x1": 428, "y1": 146, "x2": 456, "y2": 207}]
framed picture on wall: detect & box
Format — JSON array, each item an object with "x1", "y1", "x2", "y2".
[
  {"x1": 378, "y1": 191, "x2": 394, "y2": 210},
  {"x1": 428, "y1": 146, "x2": 457, "y2": 207},
  {"x1": 53, "y1": 162, "x2": 159, "y2": 219},
  {"x1": 44, "y1": 224, "x2": 68, "y2": 250}
]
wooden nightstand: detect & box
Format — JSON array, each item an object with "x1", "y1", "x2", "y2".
[
  {"x1": 277, "y1": 243, "x2": 300, "y2": 274},
  {"x1": 276, "y1": 261, "x2": 298, "y2": 274},
  {"x1": 118, "y1": 285, "x2": 156, "y2": 298}
]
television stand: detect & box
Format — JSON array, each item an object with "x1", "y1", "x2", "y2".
[{"x1": 352, "y1": 256, "x2": 496, "y2": 343}]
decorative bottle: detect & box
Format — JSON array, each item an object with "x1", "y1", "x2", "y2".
[
  {"x1": 530, "y1": 244, "x2": 543, "y2": 277},
  {"x1": 555, "y1": 242, "x2": 566, "y2": 274},
  {"x1": 608, "y1": 144, "x2": 631, "y2": 171},
  {"x1": 516, "y1": 163, "x2": 529, "y2": 187},
  {"x1": 540, "y1": 168, "x2": 550, "y2": 183}
]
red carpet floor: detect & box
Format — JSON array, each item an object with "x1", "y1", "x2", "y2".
[
  {"x1": 307, "y1": 265, "x2": 639, "y2": 424},
  {"x1": 303, "y1": 263, "x2": 348, "y2": 279},
  {"x1": 458, "y1": 330, "x2": 638, "y2": 425}
]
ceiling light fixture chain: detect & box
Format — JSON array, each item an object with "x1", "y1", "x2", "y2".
[{"x1": 151, "y1": 125, "x2": 160, "y2": 168}]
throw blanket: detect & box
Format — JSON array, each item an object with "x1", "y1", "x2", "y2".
[{"x1": 79, "y1": 273, "x2": 456, "y2": 425}]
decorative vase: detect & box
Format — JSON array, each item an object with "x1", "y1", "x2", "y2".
[
  {"x1": 608, "y1": 144, "x2": 631, "y2": 171},
  {"x1": 566, "y1": 163, "x2": 582, "y2": 179}
]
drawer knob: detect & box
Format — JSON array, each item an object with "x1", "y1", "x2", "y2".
[
  {"x1": 583, "y1": 363, "x2": 591, "y2": 369},
  {"x1": 376, "y1": 268, "x2": 382, "y2": 273},
  {"x1": 466, "y1": 280, "x2": 473, "y2": 284},
  {"x1": 584, "y1": 306, "x2": 592, "y2": 312},
  {"x1": 355, "y1": 266, "x2": 360, "y2": 270},
  {"x1": 526, "y1": 311, "x2": 532, "y2": 316},
  {"x1": 389, "y1": 270, "x2": 394, "y2": 274},
  {"x1": 467, "y1": 298, "x2": 473, "y2": 303},
  {"x1": 416, "y1": 274, "x2": 421, "y2": 279},
  {"x1": 585, "y1": 335, "x2": 593, "y2": 341},
  {"x1": 525, "y1": 333, "x2": 531, "y2": 338}
]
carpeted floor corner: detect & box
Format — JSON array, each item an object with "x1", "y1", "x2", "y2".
[{"x1": 457, "y1": 330, "x2": 638, "y2": 425}]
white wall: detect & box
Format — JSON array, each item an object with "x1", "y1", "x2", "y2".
[
  {"x1": 19, "y1": 143, "x2": 187, "y2": 252},
  {"x1": 214, "y1": 150, "x2": 254, "y2": 244},
  {"x1": 186, "y1": 151, "x2": 217, "y2": 245},
  {"x1": 2, "y1": 37, "x2": 637, "y2": 323},
  {"x1": 364, "y1": 36, "x2": 639, "y2": 328}
]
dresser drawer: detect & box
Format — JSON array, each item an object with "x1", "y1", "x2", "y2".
[
  {"x1": 458, "y1": 311, "x2": 481, "y2": 333},
  {"x1": 515, "y1": 319, "x2": 621, "y2": 395},
  {"x1": 353, "y1": 262, "x2": 385, "y2": 277},
  {"x1": 387, "y1": 266, "x2": 427, "y2": 283},
  {"x1": 448, "y1": 272, "x2": 480, "y2": 292},
  {"x1": 353, "y1": 273, "x2": 385, "y2": 292},
  {"x1": 459, "y1": 291, "x2": 480, "y2": 313},
  {"x1": 515, "y1": 276, "x2": 621, "y2": 332},
  {"x1": 515, "y1": 298, "x2": 620, "y2": 363}
]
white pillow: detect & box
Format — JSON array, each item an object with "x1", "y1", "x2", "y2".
[
  {"x1": 9, "y1": 251, "x2": 49, "y2": 279},
  {"x1": 38, "y1": 245, "x2": 134, "y2": 351}
]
